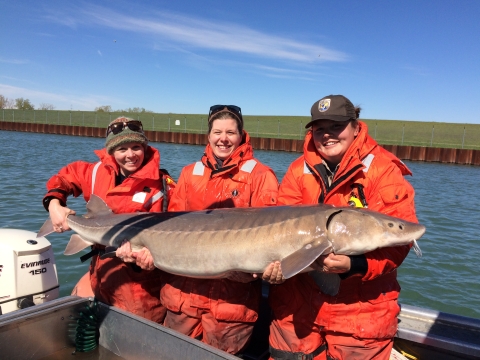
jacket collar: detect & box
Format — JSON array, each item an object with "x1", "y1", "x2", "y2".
[
  {"x1": 303, "y1": 121, "x2": 377, "y2": 178},
  {"x1": 303, "y1": 120, "x2": 412, "y2": 178},
  {"x1": 202, "y1": 131, "x2": 254, "y2": 172}
]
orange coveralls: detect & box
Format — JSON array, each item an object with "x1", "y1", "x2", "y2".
[
  {"x1": 161, "y1": 131, "x2": 279, "y2": 354},
  {"x1": 43, "y1": 146, "x2": 174, "y2": 323},
  {"x1": 269, "y1": 122, "x2": 418, "y2": 360}
]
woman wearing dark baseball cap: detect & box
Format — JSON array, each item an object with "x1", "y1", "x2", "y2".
[{"x1": 266, "y1": 95, "x2": 419, "y2": 359}]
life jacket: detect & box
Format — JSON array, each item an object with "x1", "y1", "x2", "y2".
[
  {"x1": 44, "y1": 146, "x2": 174, "y2": 322},
  {"x1": 168, "y1": 131, "x2": 278, "y2": 211},
  {"x1": 43, "y1": 146, "x2": 175, "y2": 213},
  {"x1": 270, "y1": 121, "x2": 418, "y2": 338},
  {"x1": 162, "y1": 131, "x2": 279, "y2": 323}
]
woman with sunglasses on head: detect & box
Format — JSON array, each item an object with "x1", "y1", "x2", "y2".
[
  {"x1": 266, "y1": 95, "x2": 418, "y2": 360},
  {"x1": 130, "y1": 105, "x2": 279, "y2": 355},
  {"x1": 42, "y1": 116, "x2": 175, "y2": 323}
]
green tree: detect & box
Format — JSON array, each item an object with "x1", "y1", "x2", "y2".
[
  {"x1": 95, "y1": 105, "x2": 112, "y2": 112},
  {"x1": 0, "y1": 94, "x2": 14, "y2": 109},
  {"x1": 39, "y1": 103, "x2": 55, "y2": 110},
  {"x1": 15, "y1": 98, "x2": 35, "y2": 110},
  {"x1": 118, "y1": 107, "x2": 153, "y2": 113}
]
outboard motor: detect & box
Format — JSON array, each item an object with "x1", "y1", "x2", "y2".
[{"x1": 0, "y1": 229, "x2": 59, "y2": 315}]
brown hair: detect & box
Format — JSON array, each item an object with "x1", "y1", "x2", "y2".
[
  {"x1": 349, "y1": 106, "x2": 361, "y2": 128},
  {"x1": 355, "y1": 106, "x2": 361, "y2": 119},
  {"x1": 208, "y1": 111, "x2": 243, "y2": 134}
]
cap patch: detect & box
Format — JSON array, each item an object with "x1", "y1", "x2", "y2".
[{"x1": 318, "y1": 99, "x2": 331, "y2": 112}]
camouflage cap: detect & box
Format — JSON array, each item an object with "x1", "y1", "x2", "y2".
[{"x1": 105, "y1": 117, "x2": 148, "y2": 154}]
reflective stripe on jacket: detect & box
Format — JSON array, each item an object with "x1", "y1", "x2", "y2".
[
  {"x1": 44, "y1": 147, "x2": 173, "y2": 213},
  {"x1": 162, "y1": 131, "x2": 279, "y2": 323},
  {"x1": 43, "y1": 146, "x2": 175, "y2": 322},
  {"x1": 270, "y1": 121, "x2": 418, "y2": 338},
  {"x1": 168, "y1": 132, "x2": 278, "y2": 211}
]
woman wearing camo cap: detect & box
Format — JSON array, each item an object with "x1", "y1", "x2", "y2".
[{"x1": 43, "y1": 116, "x2": 175, "y2": 323}]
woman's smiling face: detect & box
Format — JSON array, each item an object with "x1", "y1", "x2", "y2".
[
  {"x1": 312, "y1": 119, "x2": 359, "y2": 167},
  {"x1": 208, "y1": 118, "x2": 242, "y2": 160},
  {"x1": 113, "y1": 142, "x2": 145, "y2": 176}
]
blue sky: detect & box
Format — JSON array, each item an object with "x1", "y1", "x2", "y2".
[{"x1": 1, "y1": 1, "x2": 479, "y2": 123}]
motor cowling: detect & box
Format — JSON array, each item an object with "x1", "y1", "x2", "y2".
[{"x1": 0, "y1": 229, "x2": 59, "y2": 315}]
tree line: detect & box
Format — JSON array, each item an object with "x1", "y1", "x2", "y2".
[
  {"x1": 0, "y1": 94, "x2": 152, "y2": 113},
  {"x1": 0, "y1": 94, "x2": 153, "y2": 114},
  {"x1": 0, "y1": 95, "x2": 54, "y2": 110},
  {"x1": 94, "y1": 105, "x2": 153, "y2": 113}
]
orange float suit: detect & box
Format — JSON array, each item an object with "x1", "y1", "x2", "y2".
[
  {"x1": 268, "y1": 122, "x2": 418, "y2": 360},
  {"x1": 161, "y1": 131, "x2": 279, "y2": 354},
  {"x1": 43, "y1": 146, "x2": 174, "y2": 323}
]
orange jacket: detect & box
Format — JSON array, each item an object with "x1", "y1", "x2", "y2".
[
  {"x1": 169, "y1": 132, "x2": 278, "y2": 211},
  {"x1": 43, "y1": 146, "x2": 175, "y2": 322},
  {"x1": 270, "y1": 121, "x2": 418, "y2": 338},
  {"x1": 43, "y1": 147, "x2": 173, "y2": 213},
  {"x1": 161, "y1": 131, "x2": 279, "y2": 322}
]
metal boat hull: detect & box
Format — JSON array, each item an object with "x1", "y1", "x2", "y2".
[{"x1": 0, "y1": 295, "x2": 479, "y2": 360}]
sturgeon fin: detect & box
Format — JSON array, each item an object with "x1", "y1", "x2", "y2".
[
  {"x1": 309, "y1": 271, "x2": 341, "y2": 296},
  {"x1": 280, "y1": 243, "x2": 330, "y2": 279},
  {"x1": 64, "y1": 234, "x2": 94, "y2": 255},
  {"x1": 37, "y1": 219, "x2": 54, "y2": 238},
  {"x1": 85, "y1": 194, "x2": 113, "y2": 218}
]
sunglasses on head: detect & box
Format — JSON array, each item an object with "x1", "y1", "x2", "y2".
[
  {"x1": 208, "y1": 105, "x2": 242, "y2": 121},
  {"x1": 106, "y1": 120, "x2": 144, "y2": 136}
]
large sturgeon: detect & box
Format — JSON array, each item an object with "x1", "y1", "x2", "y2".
[{"x1": 38, "y1": 195, "x2": 425, "y2": 295}]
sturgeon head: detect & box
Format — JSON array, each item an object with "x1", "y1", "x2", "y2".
[
  {"x1": 326, "y1": 207, "x2": 426, "y2": 255},
  {"x1": 307, "y1": 207, "x2": 426, "y2": 297}
]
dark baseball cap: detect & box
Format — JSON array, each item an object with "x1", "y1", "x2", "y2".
[{"x1": 305, "y1": 94, "x2": 356, "y2": 128}]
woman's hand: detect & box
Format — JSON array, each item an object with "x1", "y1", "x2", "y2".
[
  {"x1": 116, "y1": 241, "x2": 155, "y2": 270},
  {"x1": 316, "y1": 253, "x2": 351, "y2": 274},
  {"x1": 48, "y1": 199, "x2": 75, "y2": 233},
  {"x1": 131, "y1": 247, "x2": 155, "y2": 271},
  {"x1": 115, "y1": 240, "x2": 137, "y2": 263},
  {"x1": 260, "y1": 261, "x2": 285, "y2": 284},
  {"x1": 226, "y1": 261, "x2": 286, "y2": 284}
]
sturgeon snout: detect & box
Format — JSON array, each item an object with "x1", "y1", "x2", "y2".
[{"x1": 326, "y1": 208, "x2": 426, "y2": 255}]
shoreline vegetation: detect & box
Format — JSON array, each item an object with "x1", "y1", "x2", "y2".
[{"x1": 1, "y1": 109, "x2": 479, "y2": 150}]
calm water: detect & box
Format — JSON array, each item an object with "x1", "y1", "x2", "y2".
[{"x1": 1, "y1": 131, "x2": 479, "y2": 319}]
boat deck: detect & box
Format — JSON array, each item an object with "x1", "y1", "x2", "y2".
[{"x1": 1, "y1": 296, "x2": 479, "y2": 360}]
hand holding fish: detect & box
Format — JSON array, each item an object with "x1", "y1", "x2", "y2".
[
  {"x1": 260, "y1": 261, "x2": 285, "y2": 284},
  {"x1": 116, "y1": 240, "x2": 136, "y2": 262},
  {"x1": 116, "y1": 241, "x2": 155, "y2": 270},
  {"x1": 48, "y1": 199, "x2": 75, "y2": 233},
  {"x1": 131, "y1": 247, "x2": 155, "y2": 270},
  {"x1": 316, "y1": 254, "x2": 351, "y2": 274}
]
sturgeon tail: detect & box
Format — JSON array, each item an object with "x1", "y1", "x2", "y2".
[{"x1": 37, "y1": 219, "x2": 55, "y2": 238}]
